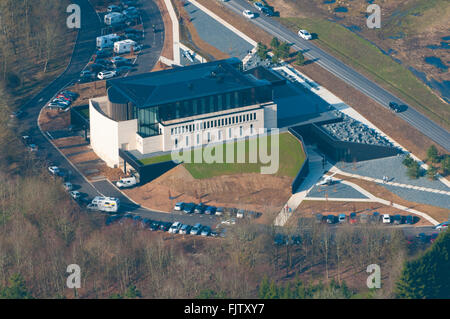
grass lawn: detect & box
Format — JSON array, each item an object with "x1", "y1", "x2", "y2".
[
  {"x1": 279, "y1": 17, "x2": 450, "y2": 130},
  {"x1": 139, "y1": 132, "x2": 306, "y2": 179}
]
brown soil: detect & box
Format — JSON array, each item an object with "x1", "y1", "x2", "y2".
[
  {"x1": 154, "y1": 0, "x2": 174, "y2": 60},
  {"x1": 67, "y1": 81, "x2": 107, "y2": 107},
  {"x1": 123, "y1": 165, "x2": 292, "y2": 217},
  {"x1": 39, "y1": 109, "x2": 71, "y2": 131},
  {"x1": 52, "y1": 136, "x2": 125, "y2": 181}
]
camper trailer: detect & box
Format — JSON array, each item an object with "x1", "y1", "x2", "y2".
[
  {"x1": 96, "y1": 34, "x2": 120, "y2": 49},
  {"x1": 104, "y1": 12, "x2": 126, "y2": 26},
  {"x1": 90, "y1": 196, "x2": 120, "y2": 213},
  {"x1": 114, "y1": 39, "x2": 137, "y2": 54}
]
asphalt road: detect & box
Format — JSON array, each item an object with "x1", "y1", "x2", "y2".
[
  {"x1": 222, "y1": 0, "x2": 450, "y2": 152},
  {"x1": 15, "y1": 0, "x2": 217, "y2": 228}
]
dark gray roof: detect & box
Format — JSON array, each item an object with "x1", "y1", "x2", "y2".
[{"x1": 106, "y1": 58, "x2": 270, "y2": 108}]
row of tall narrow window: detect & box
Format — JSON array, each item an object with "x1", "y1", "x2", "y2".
[{"x1": 170, "y1": 112, "x2": 257, "y2": 136}]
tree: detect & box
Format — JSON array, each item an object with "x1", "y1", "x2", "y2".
[
  {"x1": 427, "y1": 165, "x2": 437, "y2": 180},
  {"x1": 0, "y1": 274, "x2": 32, "y2": 299},
  {"x1": 396, "y1": 231, "x2": 450, "y2": 298},
  {"x1": 256, "y1": 42, "x2": 269, "y2": 60},
  {"x1": 258, "y1": 275, "x2": 270, "y2": 298},
  {"x1": 295, "y1": 51, "x2": 305, "y2": 66},
  {"x1": 270, "y1": 37, "x2": 280, "y2": 49},
  {"x1": 441, "y1": 155, "x2": 450, "y2": 176},
  {"x1": 407, "y1": 162, "x2": 421, "y2": 179},
  {"x1": 426, "y1": 145, "x2": 439, "y2": 163},
  {"x1": 124, "y1": 285, "x2": 142, "y2": 299}
]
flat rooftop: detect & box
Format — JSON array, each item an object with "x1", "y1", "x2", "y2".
[{"x1": 107, "y1": 58, "x2": 271, "y2": 108}]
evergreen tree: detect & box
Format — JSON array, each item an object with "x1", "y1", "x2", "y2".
[
  {"x1": 295, "y1": 51, "x2": 305, "y2": 66},
  {"x1": 427, "y1": 166, "x2": 437, "y2": 180},
  {"x1": 266, "y1": 280, "x2": 279, "y2": 299},
  {"x1": 124, "y1": 285, "x2": 142, "y2": 299},
  {"x1": 270, "y1": 37, "x2": 280, "y2": 49},
  {"x1": 396, "y1": 231, "x2": 450, "y2": 298},
  {"x1": 258, "y1": 275, "x2": 270, "y2": 298},
  {"x1": 0, "y1": 274, "x2": 32, "y2": 299},
  {"x1": 426, "y1": 145, "x2": 439, "y2": 163}
]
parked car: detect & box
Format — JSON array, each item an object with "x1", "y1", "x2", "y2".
[
  {"x1": 105, "y1": 214, "x2": 122, "y2": 226},
  {"x1": 70, "y1": 191, "x2": 82, "y2": 200},
  {"x1": 434, "y1": 222, "x2": 449, "y2": 231},
  {"x1": 298, "y1": 29, "x2": 312, "y2": 40},
  {"x1": 190, "y1": 223, "x2": 203, "y2": 235},
  {"x1": 28, "y1": 144, "x2": 38, "y2": 152},
  {"x1": 349, "y1": 212, "x2": 358, "y2": 224},
  {"x1": 371, "y1": 211, "x2": 381, "y2": 223},
  {"x1": 221, "y1": 218, "x2": 236, "y2": 226},
  {"x1": 95, "y1": 49, "x2": 113, "y2": 58},
  {"x1": 149, "y1": 221, "x2": 161, "y2": 231},
  {"x1": 200, "y1": 226, "x2": 211, "y2": 237},
  {"x1": 10, "y1": 110, "x2": 26, "y2": 119},
  {"x1": 95, "y1": 58, "x2": 113, "y2": 67},
  {"x1": 141, "y1": 218, "x2": 151, "y2": 228},
  {"x1": 169, "y1": 221, "x2": 182, "y2": 234},
  {"x1": 111, "y1": 56, "x2": 131, "y2": 64},
  {"x1": 174, "y1": 202, "x2": 184, "y2": 211},
  {"x1": 159, "y1": 221, "x2": 172, "y2": 232},
  {"x1": 215, "y1": 207, "x2": 225, "y2": 216},
  {"x1": 274, "y1": 233, "x2": 287, "y2": 246},
  {"x1": 338, "y1": 214, "x2": 346, "y2": 223},
  {"x1": 405, "y1": 215, "x2": 414, "y2": 225},
  {"x1": 242, "y1": 10, "x2": 256, "y2": 19},
  {"x1": 48, "y1": 166, "x2": 60, "y2": 175},
  {"x1": 183, "y1": 202, "x2": 196, "y2": 214},
  {"x1": 115, "y1": 65, "x2": 134, "y2": 75},
  {"x1": 382, "y1": 214, "x2": 391, "y2": 224},
  {"x1": 179, "y1": 224, "x2": 192, "y2": 235},
  {"x1": 89, "y1": 63, "x2": 105, "y2": 73},
  {"x1": 63, "y1": 182, "x2": 73, "y2": 191},
  {"x1": 205, "y1": 206, "x2": 216, "y2": 215},
  {"x1": 98, "y1": 70, "x2": 117, "y2": 80},
  {"x1": 107, "y1": 5, "x2": 122, "y2": 13},
  {"x1": 194, "y1": 203, "x2": 206, "y2": 214},
  {"x1": 326, "y1": 215, "x2": 335, "y2": 224},
  {"x1": 393, "y1": 214, "x2": 402, "y2": 225},
  {"x1": 236, "y1": 209, "x2": 245, "y2": 219},
  {"x1": 116, "y1": 176, "x2": 137, "y2": 188}
]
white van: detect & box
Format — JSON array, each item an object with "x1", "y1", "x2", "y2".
[
  {"x1": 96, "y1": 34, "x2": 120, "y2": 49},
  {"x1": 116, "y1": 176, "x2": 137, "y2": 188},
  {"x1": 114, "y1": 39, "x2": 138, "y2": 54},
  {"x1": 91, "y1": 196, "x2": 120, "y2": 213},
  {"x1": 104, "y1": 12, "x2": 126, "y2": 26},
  {"x1": 169, "y1": 221, "x2": 182, "y2": 234}
]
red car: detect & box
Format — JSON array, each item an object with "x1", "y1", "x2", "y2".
[{"x1": 349, "y1": 212, "x2": 358, "y2": 224}]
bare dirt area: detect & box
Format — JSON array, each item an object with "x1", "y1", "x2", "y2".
[
  {"x1": 52, "y1": 136, "x2": 124, "y2": 181},
  {"x1": 39, "y1": 109, "x2": 71, "y2": 131},
  {"x1": 123, "y1": 165, "x2": 292, "y2": 219},
  {"x1": 291, "y1": 200, "x2": 432, "y2": 226},
  {"x1": 331, "y1": 173, "x2": 449, "y2": 223},
  {"x1": 66, "y1": 81, "x2": 107, "y2": 107}
]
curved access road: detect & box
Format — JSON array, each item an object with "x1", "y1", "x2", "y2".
[
  {"x1": 16, "y1": 0, "x2": 218, "y2": 227},
  {"x1": 221, "y1": 0, "x2": 450, "y2": 152}
]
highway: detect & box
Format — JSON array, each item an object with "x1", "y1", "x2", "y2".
[{"x1": 221, "y1": 0, "x2": 450, "y2": 152}]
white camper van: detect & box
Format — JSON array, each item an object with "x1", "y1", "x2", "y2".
[
  {"x1": 114, "y1": 39, "x2": 138, "y2": 54},
  {"x1": 96, "y1": 34, "x2": 120, "y2": 49},
  {"x1": 104, "y1": 12, "x2": 126, "y2": 26},
  {"x1": 91, "y1": 196, "x2": 120, "y2": 213},
  {"x1": 116, "y1": 176, "x2": 137, "y2": 188}
]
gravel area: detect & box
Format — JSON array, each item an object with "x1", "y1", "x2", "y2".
[
  {"x1": 382, "y1": 185, "x2": 450, "y2": 210},
  {"x1": 322, "y1": 110, "x2": 395, "y2": 147},
  {"x1": 184, "y1": 2, "x2": 253, "y2": 60},
  {"x1": 307, "y1": 181, "x2": 369, "y2": 199},
  {"x1": 337, "y1": 155, "x2": 450, "y2": 191}
]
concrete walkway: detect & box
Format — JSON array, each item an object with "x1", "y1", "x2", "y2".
[
  {"x1": 274, "y1": 146, "x2": 331, "y2": 226},
  {"x1": 163, "y1": 0, "x2": 181, "y2": 65},
  {"x1": 330, "y1": 167, "x2": 450, "y2": 196}
]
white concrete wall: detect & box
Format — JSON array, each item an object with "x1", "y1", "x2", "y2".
[
  {"x1": 137, "y1": 134, "x2": 163, "y2": 154},
  {"x1": 263, "y1": 103, "x2": 277, "y2": 129},
  {"x1": 90, "y1": 100, "x2": 138, "y2": 168}
]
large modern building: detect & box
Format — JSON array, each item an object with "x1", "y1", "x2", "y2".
[{"x1": 89, "y1": 58, "x2": 283, "y2": 168}]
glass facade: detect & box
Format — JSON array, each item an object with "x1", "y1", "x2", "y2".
[{"x1": 136, "y1": 86, "x2": 272, "y2": 138}]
